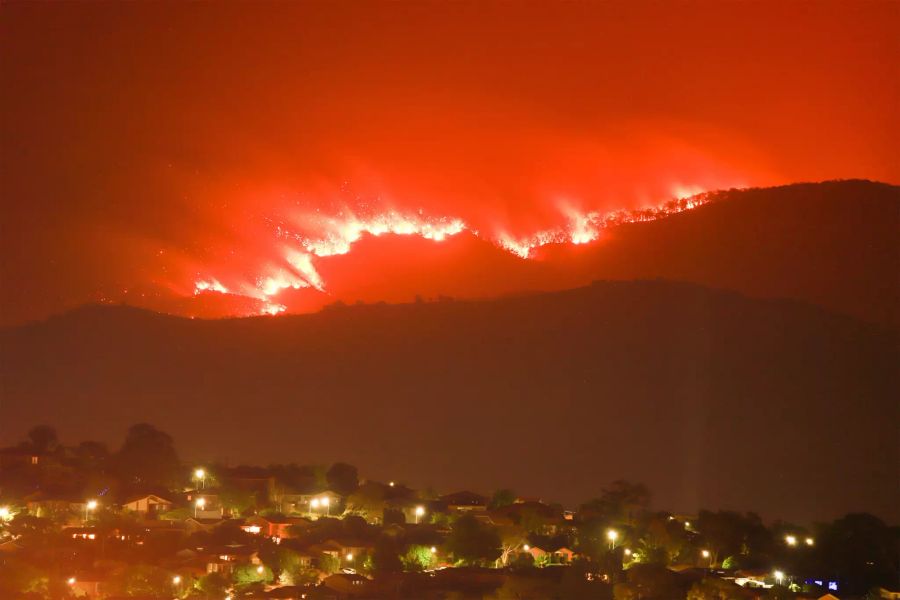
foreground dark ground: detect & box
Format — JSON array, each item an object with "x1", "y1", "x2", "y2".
[{"x1": 0, "y1": 424, "x2": 897, "y2": 599}]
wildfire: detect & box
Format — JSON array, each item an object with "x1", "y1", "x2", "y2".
[{"x1": 192, "y1": 188, "x2": 721, "y2": 315}]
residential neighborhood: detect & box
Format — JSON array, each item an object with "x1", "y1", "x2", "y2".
[{"x1": 0, "y1": 425, "x2": 897, "y2": 600}]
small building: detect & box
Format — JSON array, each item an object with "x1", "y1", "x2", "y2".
[{"x1": 121, "y1": 493, "x2": 174, "y2": 517}]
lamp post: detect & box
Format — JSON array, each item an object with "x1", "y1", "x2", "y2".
[
  {"x1": 805, "y1": 537, "x2": 814, "y2": 546},
  {"x1": 322, "y1": 496, "x2": 330, "y2": 517},
  {"x1": 414, "y1": 505, "x2": 425, "y2": 524},
  {"x1": 785, "y1": 535, "x2": 797, "y2": 547},
  {"x1": 701, "y1": 549, "x2": 712, "y2": 567},
  {"x1": 194, "y1": 468, "x2": 206, "y2": 490},
  {"x1": 606, "y1": 529, "x2": 618, "y2": 550},
  {"x1": 774, "y1": 570, "x2": 785, "y2": 586},
  {"x1": 310, "y1": 498, "x2": 320, "y2": 518},
  {"x1": 85, "y1": 499, "x2": 98, "y2": 523},
  {"x1": 194, "y1": 497, "x2": 206, "y2": 518}
]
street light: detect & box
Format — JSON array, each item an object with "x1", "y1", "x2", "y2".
[
  {"x1": 414, "y1": 505, "x2": 425, "y2": 524},
  {"x1": 321, "y1": 496, "x2": 330, "y2": 517},
  {"x1": 85, "y1": 499, "x2": 98, "y2": 522},
  {"x1": 774, "y1": 570, "x2": 785, "y2": 585},
  {"x1": 256, "y1": 565, "x2": 264, "y2": 575},
  {"x1": 624, "y1": 548, "x2": 632, "y2": 556},
  {"x1": 194, "y1": 468, "x2": 206, "y2": 490},
  {"x1": 523, "y1": 544, "x2": 530, "y2": 552},
  {"x1": 785, "y1": 535, "x2": 797, "y2": 546},
  {"x1": 346, "y1": 553, "x2": 354, "y2": 561},
  {"x1": 194, "y1": 497, "x2": 206, "y2": 518},
  {"x1": 606, "y1": 529, "x2": 619, "y2": 548},
  {"x1": 805, "y1": 537, "x2": 814, "y2": 546},
  {"x1": 0, "y1": 506, "x2": 10, "y2": 520},
  {"x1": 430, "y1": 546, "x2": 437, "y2": 554},
  {"x1": 172, "y1": 575, "x2": 182, "y2": 585}
]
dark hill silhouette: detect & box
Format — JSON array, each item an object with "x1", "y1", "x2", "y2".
[
  {"x1": 541, "y1": 180, "x2": 899, "y2": 328},
  {"x1": 261, "y1": 180, "x2": 898, "y2": 328},
  {"x1": 1, "y1": 280, "x2": 896, "y2": 522}
]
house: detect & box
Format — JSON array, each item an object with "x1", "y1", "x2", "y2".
[
  {"x1": 525, "y1": 545, "x2": 577, "y2": 564},
  {"x1": 25, "y1": 494, "x2": 88, "y2": 525},
  {"x1": 185, "y1": 489, "x2": 225, "y2": 519},
  {"x1": 184, "y1": 517, "x2": 228, "y2": 533},
  {"x1": 440, "y1": 491, "x2": 489, "y2": 512},
  {"x1": 203, "y1": 544, "x2": 259, "y2": 575},
  {"x1": 241, "y1": 514, "x2": 311, "y2": 540},
  {"x1": 878, "y1": 588, "x2": 900, "y2": 600},
  {"x1": 272, "y1": 489, "x2": 344, "y2": 516},
  {"x1": 121, "y1": 493, "x2": 174, "y2": 517},
  {"x1": 0, "y1": 447, "x2": 45, "y2": 469},
  {"x1": 317, "y1": 538, "x2": 376, "y2": 561}
]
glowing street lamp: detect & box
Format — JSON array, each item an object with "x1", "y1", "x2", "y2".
[
  {"x1": 523, "y1": 544, "x2": 530, "y2": 552},
  {"x1": 0, "y1": 506, "x2": 10, "y2": 521},
  {"x1": 85, "y1": 499, "x2": 98, "y2": 522},
  {"x1": 194, "y1": 468, "x2": 206, "y2": 490},
  {"x1": 321, "y1": 496, "x2": 331, "y2": 517},
  {"x1": 624, "y1": 548, "x2": 632, "y2": 557},
  {"x1": 67, "y1": 577, "x2": 76, "y2": 586},
  {"x1": 430, "y1": 546, "x2": 437, "y2": 554},
  {"x1": 785, "y1": 535, "x2": 797, "y2": 546},
  {"x1": 773, "y1": 570, "x2": 785, "y2": 585},
  {"x1": 606, "y1": 529, "x2": 619, "y2": 548},
  {"x1": 172, "y1": 575, "x2": 182, "y2": 587},
  {"x1": 389, "y1": 481, "x2": 395, "y2": 487},
  {"x1": 805, "y1": 537, "x2": 814, "y2": 546},
  {"x1": 414, "y1": 505, "x2": 425, "y2": 524},
  {"x1": 194, "y1": 497, "x2": 206, "y2": 518},
  {"x1": 256, "y1": 565, "x2": 265, "y2": 575},
  {"x1": 346, "y1": 553, "x2": 354, "y2": 561}
]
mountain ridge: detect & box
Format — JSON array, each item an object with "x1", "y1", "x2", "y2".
[{"x1": 1, "y1": 278, "x2": 896, "y2": 522}]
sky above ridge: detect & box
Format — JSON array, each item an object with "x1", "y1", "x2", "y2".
[{"x1": 1, "y1": 1, "x2": 898, "y2": 324}]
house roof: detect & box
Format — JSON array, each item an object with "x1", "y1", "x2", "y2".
[{"x1": 122, "y1": 493, "x2": 174, "y2": 505}]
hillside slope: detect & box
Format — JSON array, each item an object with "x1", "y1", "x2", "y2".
[
  {"x1": 540, "y1": 180, "x2": 899, "y2": 327},
  {"x1": 1, "y1": 280, "x2": 896, "y2": 521}
]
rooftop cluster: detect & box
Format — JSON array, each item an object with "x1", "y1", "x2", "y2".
[{"x1": 0, "y1": 424, "x2": 896, "y2": 600}]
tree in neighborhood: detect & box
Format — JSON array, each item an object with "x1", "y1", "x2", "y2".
[
  {"x1": 193, "y1": 573, "x2": 229, "y2": 597},
  {"x1": 613, "y1": 563, "x2": 681, "y2": 600},
  {"x1": 325, "y1": 462, "x2": 359, "y2": 495},
  {"x1": 687, "y1": 577, "x2": 750, "y2": 600},
  {"x1": 445, "y1": 514, "x2": 502, "y2": 565},
  {"x1": 346, "y1": 482, "x2": 387, "y2": 522},
  {"x1": 105, "y1": 564, "x2": 174, "y2": 597},
  {"x1": 371, "y1": 538, "x2": 404, "y2": 574},
  {"x1": 26, "y1": 425, "x2": 59, "y2": 454},
  {"x1": 114, "y1": 423, "x2": 181, "y2": 487},
  {"x1": 489, "y1": 488, "x2": 517, "y2": 509},
  {"x1": 232, "y1": 564, "x2": 273, "y2": 590},
  {"x1": 402, "y1": 545, "x2": 438, "y2": 571},
  {"x1": 581, "y1": 480, "x2": 651, "y2": 526}
]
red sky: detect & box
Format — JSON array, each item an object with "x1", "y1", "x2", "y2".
[{"x1": 1, "y1": 1, "x2": 898, "y2": 324}]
